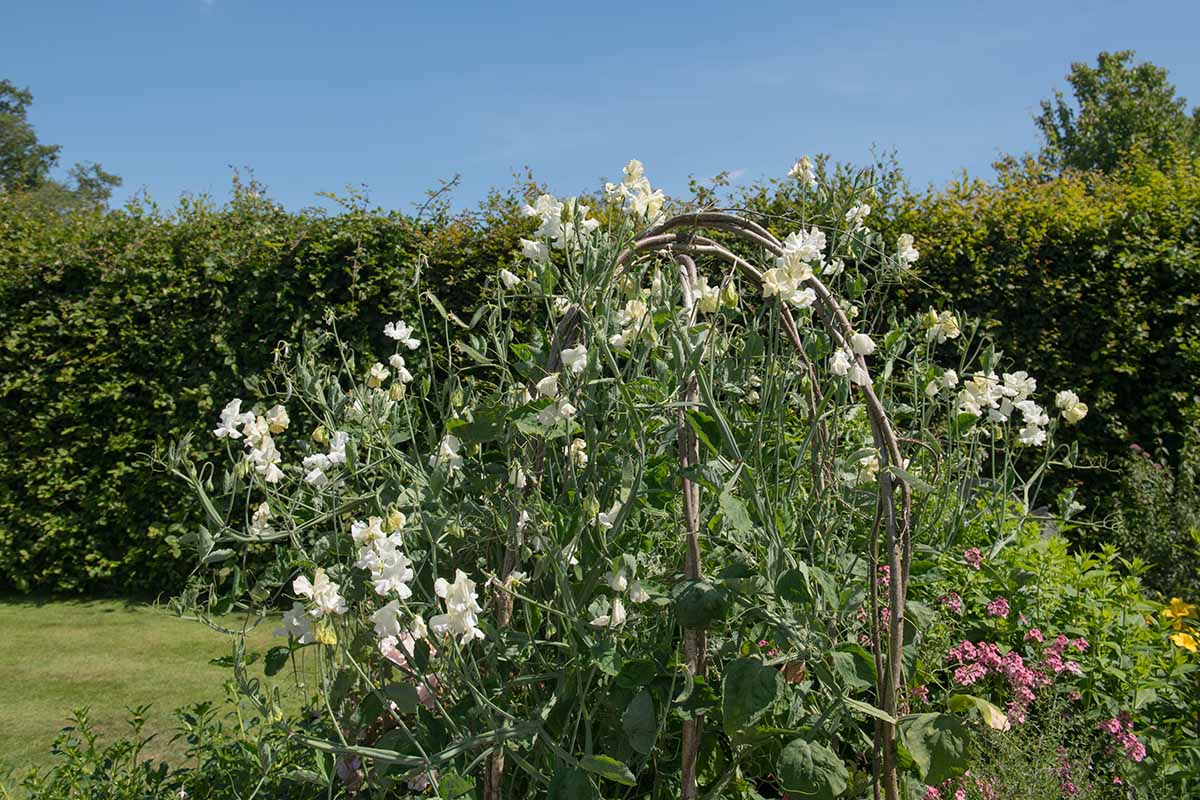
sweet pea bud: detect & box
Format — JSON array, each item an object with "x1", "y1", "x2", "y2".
[
  {"x1": 721, "y1": 282, "x2": 739, "y2": 308},
  {"x1": 386, "y1": 508, "x2": 406, "y2": 532},
  {"x1": 312, "y1": 425, "x2": 328, "y2": 445}
]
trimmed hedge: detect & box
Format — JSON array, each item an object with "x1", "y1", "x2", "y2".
[
  {"x1": 3, "y1": 155, "x2": 1198, "y2": 593},
  {"x1": 0, "y1": 184, "x2": 531, "y2": 593}
]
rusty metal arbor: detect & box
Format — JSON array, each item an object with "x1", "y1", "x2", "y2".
[{"x1": 613, "y1": 211, "x2": 915, "y2": 800}]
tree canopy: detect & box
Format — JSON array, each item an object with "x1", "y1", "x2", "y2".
[
  {"x1": 1036, "y1": 50, "x2": 1200, "y2": 173},
  {"x1": 0, "y1": 79, "x2": 121, "y2": 211}
]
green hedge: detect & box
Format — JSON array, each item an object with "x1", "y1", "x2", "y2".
[
  {"x1": 892, "y1": 156, "x2": 1200, "y2": 493},
  {"x1": 0, "y1": 184, "x2": 531, "y2": 593},
  {"x1": 3, "y1": 156, "x2": 1198, "y2": 593}
]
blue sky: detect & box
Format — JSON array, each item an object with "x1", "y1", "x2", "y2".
[{"x1": 7, "y1": 1, "x2": 1200, "y2": 212}]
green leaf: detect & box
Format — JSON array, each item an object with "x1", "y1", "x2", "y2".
[
  {"x1": 777, "y1": 738, "x2": 848, "y2": 800},
  {"x1": 264, "y1": 645, "x2": 292, "y2": 677},
  {"x1": 900, "y1": 713, "x2": 969, "y2": 784},
  {"x1": 437, "y1": 770, "x2": 476, "y2": 798},
  {"x1": 548, "y1": 767, "x2": 597, "y2": 800},
  {"x1": 577, "y1": 755, "x2": 636, "y2": 786},
  {"x1": 722, "y1": 657, "x2": 783, "y2": 735},
  {"x1": 672, "y1": 580, "x2": 728, "y2": 629},
  {"x1": 946, "y1": 694, "x2": 1009, "y2": 730},
  {"x1": 622, "y1": 690, "x2": 657, "y2": 756},
  {"x1": 844, "y1": 697, "x2": 896, "y2": 724},
  {"x1": 718, "y1": 489, "x2": 753, "y2": 533}
]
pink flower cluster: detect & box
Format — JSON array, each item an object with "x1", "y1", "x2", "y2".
[
  {"x1": 1043, "y1": 633, "x2": 1086, "y2": 676},
  {"x1": 1099, "y1": 712, "x2": 1146, "y2": 762},
  {"x1": 963, "y1": 547, "x2": 983, "y2": 570},
  {"x1": 945, "y1": 639, "x2": 1050, "y2": 722},
  {"x1": 938, "y1": 591, "x2": 963, "y2": 614},
  {"x1": 986, "y1": 596, "x2": 1010, "y2": 618}
]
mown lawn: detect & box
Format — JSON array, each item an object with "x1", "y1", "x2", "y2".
[{"x1": 0, "y1": 595, "x2": 293, "y2": 773}]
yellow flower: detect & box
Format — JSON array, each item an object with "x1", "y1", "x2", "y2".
[
  {"x1": 1169, "y1": 632, "x2": 1198, "y2": 653},
  {"x1": 1162, "y1": 597, "x2": 1198, "y2": 630}
]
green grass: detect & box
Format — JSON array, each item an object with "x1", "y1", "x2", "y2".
[{"x1": 0, "y1": 595, "x2": 289, "y2": 772}]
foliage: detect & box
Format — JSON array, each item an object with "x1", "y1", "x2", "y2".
[
  {"x1": 909, "y1": 516, "x2": 1200, "y2": 797},
  {"x1": 159, "y1": 159, "x2": 1116, "y2": 798},
  {"x1": 10, "y1": 693, "x2": 330, "y2": 800},
  {"x1": 0, "y1": 178, "x2": 534, "y2": 593},
  {"x1": 1111, "y1": 426, "x2": 1200, "y2": 598},
  {"x1": 0, "y1": 78, "x2": 121, "y2": 212},
  {"x1": 725, "y1": 149, "x2": 1200, "y2": 532},
  {"x1": 1035, "y1": 50, "x2": 1200, "y2": 174}
]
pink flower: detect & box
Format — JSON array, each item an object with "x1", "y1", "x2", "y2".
[
  {"x1": 963, "y1": 548, "x2": 983, "y2": 570},
  {"x1": 878, "y1": 564, "x2": 891, "y2": 588},
  {"x1": 911, "y1": 684, "x2": 930, "y2": 704},
  {"x1": 923, "y1": 787, "x2": 941, "y2": 799},
  {"x1": 986, "y1": 596, "x2": 1010, "y2": 619},
  {"x1": 938, "y1": 592, "x2": 963, "y2": 614},
  {"x1": 953, "y1": 663, "x2": 988, "y2": 686},
  {"x1": 1024, "y1": 628, "x2": 1044, "y2": 643},
  {"x1": 1070, "y1": 637, "x2": 1089, "y2": 653}
]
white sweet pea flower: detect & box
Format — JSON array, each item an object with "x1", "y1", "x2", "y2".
[
  {"x1": 1055, "y1": 390, "x2": 1088, "y2": 424},
  {"x1": 265, "y1": 404, "x2": 290, "y2": 434},
  {"x1": 274, "y1": 601, "x2": 314, "y2": 644},
  {"x1": 351, "y1": 516, "x2": 386, "y2": 547},
  {"x1": 849, "y1": 333, "x2": 876, "y2": 355},
  {"x1": 943, "y1": 369, "x2": 959, "y2": 388},
  {"x1": 384, "y1": 320, "x2": 421, "y2": 350},
  {"x1": 429, "y1": 434, "x2": 464, "y2": 472},
  {"x1": 629, "y1": 580, "x2": 650, "y2": 604},
  {"x1": 357, "y1": 534, "x2": 416, "y2": 598},
  {"x1": 431, "y1": 570, "x2": 486, "y2": 644},
  {"x1": 788, "y1": 156, "x2": 816, "y2": 189},
  {"x1": 214, "y1": 399, "x2": 255, "y2": 439},
  {"x1": 596, "y1": 502, "x2": 621, "y2": 530},
  {"x1": 824, "y1": 258, "x2": 845, "y2": 278},
  {"x1": 761, "y1": 267, "x2": 795, "y2": 300},
  {"x1": 535, "y1": 373, "x2": 559, "y2": 398},
  {"x1": 520, "y1": 238, "x2": 550, "y2": 264},
  {"x1": 327, "y1": 431, "x2": 349, "y2": 465},
  {"x1": 250, "y1": 502, "x2": 272, "y2": 536},
  {"x1": 1001, "y1": 371, "x2": 1037, "y2": 401},
  {"x1": 499, "y1": 268, "x2": 521, "y2": 289},
  {"x1": 896, "y1": 234, "x2": 919, "y2": 266},
  {"x1": 829, "y1": 349, "x2": 852, "y2": 377},
  {"x1": 561, "y1": 345, "x2": 588, "y2": 375},
  {"x1": 565, "y1": 438, "x2": 588, "y2": 467},
  {"x1": 590, "y1": 598, "x2": 627, "y2": 628},
  {"x1": 372, "y1": 599, "x2": 405, "y2": 639},
  {"x1": 848, "y1": 362, "x2": 871, "y2": 387},
  {"x1": 608, "y1": 563, "x2": 629, "y2": 593},
  {"x1": 367, "y1": 362, "x2": 390, "y2": 388},
  {"x1": 845, "y1": 203, "x2": 871, "y2": 231},
  {"x1": 388, "y1": 354, "x2": 414, "y2": 382},
  {"x1": 509, "y1": 461, "x2": 528, "y2": 489},
  {"x1": 293, "y1": 568, "x2": 348, "y2": 617}
]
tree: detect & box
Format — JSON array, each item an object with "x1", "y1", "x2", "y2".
[
  {"x1": 1035, "y1": 50, "x2": 1200, "y2": 173},
  {"x1": 0, "y1": 78, "x2": 121, "y2": 210}
]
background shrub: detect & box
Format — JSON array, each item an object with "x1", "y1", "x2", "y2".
[{"x1": 0, "y1": 179, "x2": 532, "y2": 593}]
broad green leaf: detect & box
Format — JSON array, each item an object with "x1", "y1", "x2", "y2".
[
  {"x1": 844, "y1": 696, "x2": 896, "y2": 724},
  {"x1": 548, "y1": 767, "x2": 597, "y2": 800},
  {"x1": 722, "y1": 657, "x2": 783, "y2": 735},
  {"x1": 672, "y1": 579, "x2": 728, "y2": 629},
  {"x1": 777, "y1": 738, "x2": 848, "y2": 800},
  {"x1": 578, "y1": 755, "x2": 636, "y2": 786},
  {"x1": 264, "y1": 645, "x2": 291, "y2": 677},
  {"x1": 718, "y1": 489, "x2": 753, "y2": 533},
  {"x1": 622, "y1": 690, "x2": 657, "y2": 755},
  {"x1": 900, "y1": 713, "x2": 969, "y2": 784},
  {"x1": 947, "y1": 694, "x2": 1009, "y2": 730}
]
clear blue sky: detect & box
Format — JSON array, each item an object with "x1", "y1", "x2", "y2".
[{"x1": 7, "y1": 0, "x2": 1200, "y2": 212}]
